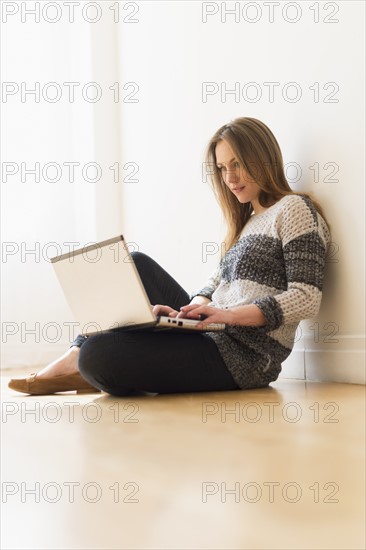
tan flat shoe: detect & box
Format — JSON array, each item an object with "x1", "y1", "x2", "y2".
[{"x1": 8, "y1": 371, "x2": 101, "y2": 395}]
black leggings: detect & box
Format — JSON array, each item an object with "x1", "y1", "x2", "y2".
[{"x1": 73, "y1": 251, "x2": 239, "y2": 396}]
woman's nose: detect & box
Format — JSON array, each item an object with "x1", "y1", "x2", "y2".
[{"x1": 226, "y1": 170, "x2": 238, "y2": 184}]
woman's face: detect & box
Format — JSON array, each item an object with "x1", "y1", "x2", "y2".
[{"x1": 215, "y1": 139, "x2": 264, "y2": 214}]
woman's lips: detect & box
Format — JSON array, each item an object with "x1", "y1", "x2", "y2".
[{"x1": 232, "y1": 186, "x2": 245, "y2": 193}]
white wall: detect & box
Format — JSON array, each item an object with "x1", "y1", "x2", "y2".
[
  {"x1": 1, "y1": 2, "x2": 122, "y2": 367},
  {"x1": 2, "y1": 1, "x2": 365, "y2": 383},
  {"x1": 116, "y1": 0, "x2": 365, "y2": 383}
]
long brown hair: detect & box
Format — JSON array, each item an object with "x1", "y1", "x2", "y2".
[{"x1": 205, "y1": 117, "x2": 331, "y2": 258}]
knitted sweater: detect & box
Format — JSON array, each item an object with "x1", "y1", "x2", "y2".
[{"x1": 189, "y1": 194, "x2": 331, "y2": 389}]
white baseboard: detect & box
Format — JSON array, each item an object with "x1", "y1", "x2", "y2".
[
  {"x1": 280, "y1": 348, "x2": 305, "y2": 380},
  {"x1": 280, "y1": 335, "x2": 365, "y2": 384},
  {"x1": 305, "y1": 350, "x2": 365, "y2": 384}
]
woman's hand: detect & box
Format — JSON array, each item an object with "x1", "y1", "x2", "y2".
[
  {"x1": 177, "y1": 304, "x2": 236, "y2": 328},
  {"x1": 152, "y1": 303, "x2": 267, "y2": 328},
  {"x1": 152, "y1": 303, "x2": 232, "y2": 328},
  {"x1": 184, "y1": 304, "x2": 267, "y2": 328},
  {"x1": 152, "y1": 304, "x2": 180, "y2": 317}
]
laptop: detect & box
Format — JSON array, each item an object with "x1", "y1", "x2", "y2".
[{"x1": 50, "y1": 235, "x2": 226, "y2": 336}]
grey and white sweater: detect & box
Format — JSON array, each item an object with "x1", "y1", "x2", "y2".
[{"x1": 189, "y1": 194, "x2": 331, "y2": 389}]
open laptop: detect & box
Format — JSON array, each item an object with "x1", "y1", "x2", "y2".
[{"x1": 50, "y1": 235, "x2": 226, "y2": 335}]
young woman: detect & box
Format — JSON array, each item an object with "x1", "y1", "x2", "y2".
[{"x1": 9, "y1": 117, "x2": 331, "y2": 396}]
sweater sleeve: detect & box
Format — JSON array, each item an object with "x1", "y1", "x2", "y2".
[
  {"x1": 189, "y1": 262, "x2": 222, "y2": 301},
  {"x1": 252, "y1": 195, "x2": 331, "y2": 331}
]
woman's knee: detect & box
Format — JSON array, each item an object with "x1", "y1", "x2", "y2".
[
  {"x1": 130, "y1": 250, "x2": 149, "y2": 264},
  {"x1": 131, "y1": 250, "x2": 158, "y2": 273}
]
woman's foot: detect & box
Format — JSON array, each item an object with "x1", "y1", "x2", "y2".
[
  {"x1": 35, "y1": 346, "x2": 80, "y2": 379},
  {"x1": 8, "y1": 371, "x2": 101, "y2": 395},
  {"x1": 7, "y1": 346, "x2": 101, "y2": 395}
]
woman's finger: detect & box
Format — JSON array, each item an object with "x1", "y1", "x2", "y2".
[
  {"x1": 185, "y1": 305, "x2": 209, "y2": 316},
  {"x1": 197, "y1": 314, "x2": 221, "y2": 328},
  {"x1": 177, "y1": 304, "x2": 202, "y2": 318},
  {"x1": 180, "y1": 304, "x2": 202, "y2": 312},
  {"x1": 152, "y1": 304, "x2": 176, "y2": 316}
]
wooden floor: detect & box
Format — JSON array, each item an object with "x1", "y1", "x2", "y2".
[{"x1": 1, "y1": 371, "x2": 365, "y2": 550}]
